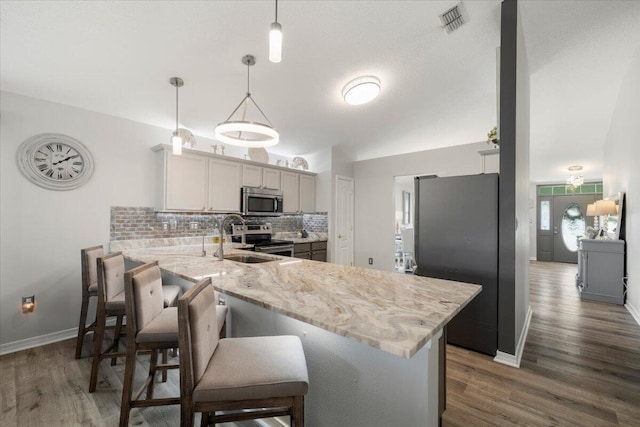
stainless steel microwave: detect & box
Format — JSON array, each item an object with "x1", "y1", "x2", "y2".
[{"x1": 241, "y1": 186, "x2": 283, "y2": 216}]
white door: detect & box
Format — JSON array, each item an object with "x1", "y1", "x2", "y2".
[
  {"x1": 299, "y1": 175, "x2": 316, "y2": 213},
  {"x1": 165, "y1": 152, "x2": 207, "y2": 210},
  {"x1": 281, "y1": 171, "x2": 300, "y2": 213},
  {"x1": 335, "y1": 176, "x2": 354, "y2": 266},
  {"x1": 208, "y1": 159, "x2": 242, "y2": 212}
]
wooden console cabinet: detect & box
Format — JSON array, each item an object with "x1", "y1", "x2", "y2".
[{"x1": 576, "y1": 238, "x2": 625, "y2": 305}]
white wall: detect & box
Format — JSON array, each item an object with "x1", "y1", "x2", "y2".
[
  {"x1": 514, "y1": 10, "x2": 531, "y2": 349},
  {"x1": 394, "y1": 176, "x2": 414, "y2": 231},
  {"x1": 602, "y1": 46, "x2": 640, "y2": 321},
  {"x1": 353, "y1": 141, "x2": 489, "y2": 271}
]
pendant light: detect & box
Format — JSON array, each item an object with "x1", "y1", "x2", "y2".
[
  {"x1": 269, "y1": 0, "x2": 282, "y2": 63},
  {"x1": 215, "y1": 55, "x2": 279, "y2": 147},
  {"x1": 170, "y1": 77, "x2": 184, "y2": 155}
]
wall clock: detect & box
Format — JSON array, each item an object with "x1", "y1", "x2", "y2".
[{"x1": 17, "y1": 133, "x2": 95, "y2": 190}]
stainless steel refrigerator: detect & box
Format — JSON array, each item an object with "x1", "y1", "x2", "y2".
[{"x1": 414, "y1": 174, "x2": 498, "y2": 355}]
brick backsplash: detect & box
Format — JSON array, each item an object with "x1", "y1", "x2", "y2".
[{"x1": 110, "y1": 207, "x2": 327, "y2": 240}]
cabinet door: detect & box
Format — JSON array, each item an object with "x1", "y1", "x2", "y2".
[
  {"x1": 263, "y1": 168, "x2": 281, "y2": 190},
  {"x1": 281, "y1": 171, "x2": 300, "y2": 213},
  {"x1": 299, "y1": 174, "x2": 316, "y2": 213},
  {"x1": 208, "y1": 159, "x2": 242, "y2": 212},
  {"x1": 243, "y1": 165, "x2": 262, "y2": 187},
  {"x1": 311, "y1": 250, "x2": 327, "y2": 262},
  {"x1": 165, "y1": 153, "x2": 207, "y2": 210}
]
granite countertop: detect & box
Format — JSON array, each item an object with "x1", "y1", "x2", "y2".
[{"x1": 122, "y1": 245, "x2": 481, "y2": 359}]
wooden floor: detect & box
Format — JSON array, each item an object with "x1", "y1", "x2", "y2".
[
  {"x1": 1, "y1": 261, "x2": 639, "y2": 426},
  {"x1": 443, "y1": 261, "x2": 640, "y2": 427}
]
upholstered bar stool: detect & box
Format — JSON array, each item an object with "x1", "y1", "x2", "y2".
[
  {"x1": 119, "y1": 261, "x2": 181, "y2": 427},
  {"x1": 75, "y1": 245, "x2": 104, "y2": 359},
  {"x1": 178, "y1": 278, "x2": 309, "y2": 427},
  {"x1": 89, "y1": 252, "x2": 128, "y2": 392}
]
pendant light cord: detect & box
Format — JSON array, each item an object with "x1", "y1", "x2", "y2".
[
  {"x1": 275, "y1": 0, "x2": 278, "y2": 23},
  {"x1": 247, "y1": 60, "x2": 251, "y2": 95}
]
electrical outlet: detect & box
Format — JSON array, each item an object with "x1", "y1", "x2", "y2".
[
  {"x1": 368, "y1": 258, "x2": 373, "y2": 265},
  {"x1": 189, "y1": 222, "x2": 198, "y2": 230},
  {"x1": 162, "y1": 222, "x2": 169, "y2": 230},
  {"x1": 22, "y1": 295, "x2": 35, "y2": 313}
]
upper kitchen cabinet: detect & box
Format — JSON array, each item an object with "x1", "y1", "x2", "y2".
[
  {"x1": 208, "y1": 158, "x2": 242, "y2": 212},
  {"x1": 262, "y1": 168, "x2": 281, "y2": 190},
  {"x1": 299, "y1": 174, "x2": 316, "y2": 213},
  {"x1": 242, "y1": 165, "x2": 262, "y2": 188},
  {"x1": 158, "y1": 150, "x2": 207, "y2": 210},
  {"x1": 281, "y1": 171, "x2": 300, "y2": 213},
  {"x1": 152, "y1": 145, "x2": 316, "y2": 213},
  {"x1": 242, "y1": 165, "x2": 280, "y2": 190}
]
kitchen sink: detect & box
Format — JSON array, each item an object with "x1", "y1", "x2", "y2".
[{"x1": 224, "y1": 254, "x2": 276, "y2": 264}]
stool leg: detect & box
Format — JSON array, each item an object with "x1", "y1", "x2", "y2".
[
  {"x1": 111, "y1": 314, "x2": 124, "y2": 366},
  {"x1": 291, "y1": 395, "x2": 304, "y2": 427},
  {"x1": 161, "y1": 349, "x2": 168, "y2": 382},
  {"x1": 147, "y1": 349, "x2": 159, "y2": 399},
  {"x1": 119, "y1": 346, "x2": 137, "y2": 427},
  {"x1": 200, "y1": 412, "x2": 211, "y2": 427},
  {"x1": 88, "y1": 310, "x2": 106, "y2": 393},
  {"x1": 75, "y1": 294, "x2": 90, "y2": 359}
]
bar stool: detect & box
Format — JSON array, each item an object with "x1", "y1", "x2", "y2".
[
  {"x1": 177, "y1": 277, "x2": 309, "y2": 427},
  {"x1": 119, "y1": 261, "x2": 181, "y2": 427},
  {"x1": 75, "y1": 245, "x2": 104, "y2": 359},
  {"x1": 89, "y1": 252, "x2": 128, "y2": 392}
]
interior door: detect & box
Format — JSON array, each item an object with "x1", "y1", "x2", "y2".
[
  {"x1": 552, "y1": 195, "x2": 595, "y2": 263},
  {"x1": 335, "y1": 176, "x2": 354, "y2": 266}
]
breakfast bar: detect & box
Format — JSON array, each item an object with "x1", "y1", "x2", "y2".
[{"x1": 122, "y1": 244, "x2": 481, "y2": 426}]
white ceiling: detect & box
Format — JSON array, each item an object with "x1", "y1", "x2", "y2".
[{"x1": 2, "y1": 1, "x2": 639, "y2": 184}]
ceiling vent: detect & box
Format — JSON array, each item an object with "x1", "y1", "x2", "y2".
[{"x1": 439, "y1": 2, "x2": 468, "y2": 34}]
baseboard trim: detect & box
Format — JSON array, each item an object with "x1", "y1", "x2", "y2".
[
  {"x1": 0, "y1": 318, "x2": 116, "y2": 356},
  {"x1": 0, "y1": 327, "x2": 77, "y2": 356},
  {"x1": 529, "y1": 256, "x2": 537, "y2": 261},
  {"x1": 626, "y1": 301, "x2": 640, "y2": 326},
  {"x1": 494, "y1": 305, "x2": 533, "y2": 368}
]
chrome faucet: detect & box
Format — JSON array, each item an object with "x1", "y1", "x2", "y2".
[{"x1": 214, "y1": 214, "x2": 245, "y2": 261}]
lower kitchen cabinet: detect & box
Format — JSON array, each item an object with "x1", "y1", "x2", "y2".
[
  {"x1": 577, "y1": 238, "x2": 625, "y2": 304},
  {"x1": 294, "y1": 241, "x2": 327, "y2": 262}
]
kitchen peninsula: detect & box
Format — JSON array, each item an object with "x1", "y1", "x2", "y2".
[{"x1": 122, "y1": 244, "x2": 481, "y2": 426}]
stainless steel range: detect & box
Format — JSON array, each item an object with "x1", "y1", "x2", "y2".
[{"x1": 232, "y1": 223, "x2": 294, "y2": 257}]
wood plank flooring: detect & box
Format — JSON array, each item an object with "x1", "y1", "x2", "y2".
[
  {"x1": 1, "y1": 261, "x2": 638, "y2": 426},
  {"x1": 443, "y1": 261, "x2": 640, "y2": 427}
]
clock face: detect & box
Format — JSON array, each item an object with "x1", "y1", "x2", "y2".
[
  {"x1": 17, "y1": 134, "x2": 95, "y2": 190},
  {"x1": 33, "y1": 142, "x2": 85, "y2": 181}
]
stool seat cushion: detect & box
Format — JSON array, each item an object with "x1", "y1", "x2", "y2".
[
  {"x1": 105, "y1": 291, "x2": 125, "y2": 311},
  {"x1": 215, "y1": 305, "x2": 228, "y2": 333},
  {"x1": 193, "y1": 335, "x2": 309, "y2": 403},
  {"x1": 136, "y1": 307, "x2": 178, "y2": 344},
  {"x1": 162, "y1": 285, "x2": 181, "y2": 307}
]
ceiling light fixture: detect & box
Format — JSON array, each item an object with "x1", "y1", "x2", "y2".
[
  {"x1": 566, "y1": 165, "x2": 584, "y2": 188},
  {"x1": 170, "y1": 77, "x2": 184, "y2": 155},
  {"x1": 215, "y1": 55, "x2": 279, "y2": 147},
  {"x1": 269, "y1": 0, "x2": 282, "y2": 63},
  {"x1": 342, "y1": 75, "x2": 381, "y2": 105}
]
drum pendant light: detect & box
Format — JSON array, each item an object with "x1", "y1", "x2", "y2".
[
  {"x1": 215, "y1": 55, "x2": 279, "y2": 147},
  {"x1": 169, "y1": 77, "x2": 184, "y2": 155}
]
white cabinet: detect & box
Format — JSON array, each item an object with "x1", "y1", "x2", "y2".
[
  {"x1": 163, "y1": 152, "x2": 207, "y2": 210},
  {"x1": 299, "y1": 174, "x2": 316, "y2": 213},
  {"x1": 281, "y1": 171, "x2": 300, "y2": 213},
  {"x1": 263, "y1": 168, "x2": 281, "y2": 190},
  {"x1": 243, "y1": 165, "x2": 262, "y2": 188},
  {"x1": 208, "y1": 159, "x2": 242, "y2": 212}
]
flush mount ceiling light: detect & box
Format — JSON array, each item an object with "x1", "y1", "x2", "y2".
[
  {"x1": 215, "y1": 55, "x2": 279, "y2": 148},
  {"x1": 170, "y1": 77, "x2": 184, "y2": 155},
  {"x1": 269, "y1": 0, "x2": 282, "y2": 63},
  {"x1": 342, "y1": 75, "x2": 381, "y2": 105}
]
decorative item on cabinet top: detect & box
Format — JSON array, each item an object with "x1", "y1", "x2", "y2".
[
  {"x1": 291, "y1": 157, "x2": 309, "y2": 170},
  {"x1": 151, "y1": 144, "x2": 315, "y2": 175}
]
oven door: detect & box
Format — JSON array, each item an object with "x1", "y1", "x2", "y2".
[{"x1": 254, "y1": 244, "x2": 294, "y2": 257}]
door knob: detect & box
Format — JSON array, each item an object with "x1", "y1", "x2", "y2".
[{"x1": 338, "y1": 234, "x2": 343, "y2": 239}]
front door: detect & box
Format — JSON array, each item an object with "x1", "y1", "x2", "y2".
[{"x1": 552, "y1": 195, "x2": 595, "y2": 263}]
